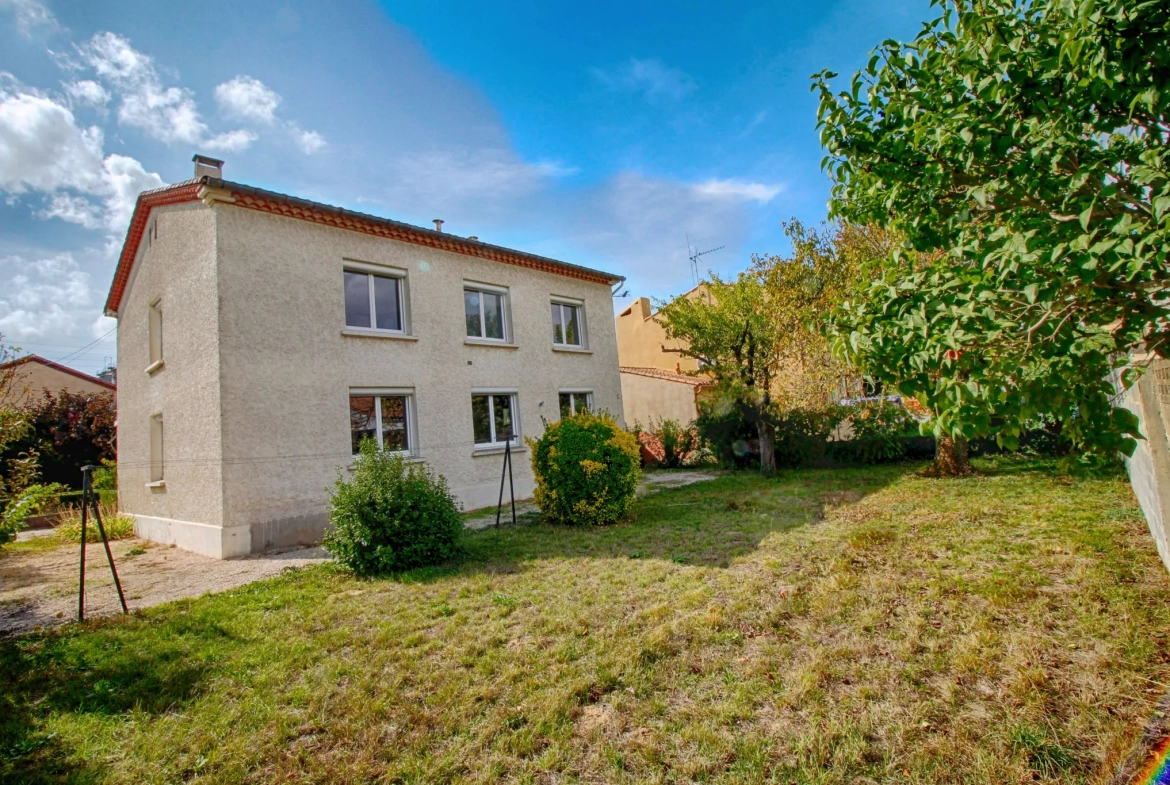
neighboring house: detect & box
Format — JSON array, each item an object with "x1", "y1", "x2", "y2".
[
  {"x1": 0, "y1": 355, "x2": 116, "y2": 408},
  {"x1": 615, "y1": 291, "x2": 713, "y2": 426},
  {"x1": 106, "y1": 155, "x2": 625, "y2": 559}
]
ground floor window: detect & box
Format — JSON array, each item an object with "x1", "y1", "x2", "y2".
[
  {"x1": 472, "y1": 393, "x2": 517, "y2": 446},
  {"x1": 350, "y1": 393, "x2": 411, "y2": 454},
  {"x1": 559, "y1": 391, "x2": 592, "y2": 418}
]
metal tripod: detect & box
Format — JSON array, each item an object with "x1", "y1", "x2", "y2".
[{"x1": 77, "y1": 464, "x2": 128, "y2": 621}]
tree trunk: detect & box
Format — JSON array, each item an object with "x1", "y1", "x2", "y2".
[
  {"x1": 934, "y1": 434, "x2": 971, "y2": 476},
  {"x1": 757, "y1": 419, "x2": 777, "y2": 476}
]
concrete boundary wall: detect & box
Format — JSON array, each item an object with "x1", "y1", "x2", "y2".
[{"x1": 1121, "y1": 359, "x2": 1170, "y2": 575}]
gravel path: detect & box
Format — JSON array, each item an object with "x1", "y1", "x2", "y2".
[{"x1": 0, "y1": 539, "x2": 328, "y2": 638}]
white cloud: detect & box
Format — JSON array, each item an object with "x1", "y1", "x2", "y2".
[
  {"x1": 204, "y1": 128, "x2": 258, "y2": 153},
  {"x1": 41, "y1": 192, "x2": 102, "y2": 229},
  {"x1": 215, "y1": 76, "x2": 281, "y2": 124},
  {"x1": 75, "y1": 32, "x2": 207, "y2": 144},
  {"x1": 0, "y1": 83, "x2": 164, "y2": 232},
  {"x1": 0, "y1": 253, "x2": 98, "y2": 339},
  {"x1": 0, "y1": 88, "x2": 106, "y2": 194},
  {"x1": 0, "y1": 0, "x2": 57, "y2": 36},
  {"x1": 293, "y1": 128, "x2": 326, "y2": 154},
  {"x1": 100, "y1": 153, "x2": 165, "y2": 230},
  {"x1": 692, "y1": 178, "x2": 783, "y2": 203},
  {"x1": 593, "y1": 58, "x2": 697, "y2": 102},
  {"x1": 63, "y1": 79, "x2": 111, "y2": 109}
]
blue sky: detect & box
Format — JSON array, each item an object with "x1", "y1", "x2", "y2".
[{"x1": 0, "y1": 0, "x2": 931, "y2": 374}]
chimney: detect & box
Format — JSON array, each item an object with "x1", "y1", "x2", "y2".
[
  {"x1": 433, "y1": 219, "x2": 444, "y2": 232},
  {"x1": 193, "y1": 154, "x2": 224, "y2": 180}
]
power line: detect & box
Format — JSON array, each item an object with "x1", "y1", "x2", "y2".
[{"x1": 56, "y1": 326, "x2": 116, "y2": 364}]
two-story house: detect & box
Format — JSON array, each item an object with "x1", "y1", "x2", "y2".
[{"x1": 107, "y1": 155, "x2": 625, "y2": 559}]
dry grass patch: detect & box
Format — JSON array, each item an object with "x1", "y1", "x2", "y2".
[{"x1": 2, "y1": 458, "x2": 1168, "y2": 783}]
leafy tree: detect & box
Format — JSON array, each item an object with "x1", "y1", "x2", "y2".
[
  {"x1": 815, "y1": 0, "x2": 1168, "y2": 472},
  {"x1": 0, "y1": 338, "x2": 62, "y2": 543},
  {"x1": 658, "y1": 271, "x2": 786, "y2": 474},
  {"x1": 2, "y1": 390, "x2": 116, "y2": 488}
]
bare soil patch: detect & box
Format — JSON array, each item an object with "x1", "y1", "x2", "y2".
[{"x1": 0, "y1": 538, "x2": 328, "y2": 638}]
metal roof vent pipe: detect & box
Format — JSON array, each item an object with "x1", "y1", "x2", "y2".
[
  {"x1": 193, "y1": 154, "x2": 224, "y2": 180},
  {"x1": 433, "y1": 219, "x2": 444, "y2": 232}
]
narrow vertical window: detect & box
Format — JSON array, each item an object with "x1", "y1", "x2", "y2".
[
  {"x1": 471, "y1": 394, "x2": 518, "y2": 446},
  {"x1": 344, "y1": 269, "x2": 404, "y2": 332},
  {"x1": 150, "y1": 414, "x2": 164, "y2": 482},
  {"x1": 148, "y1": 298, "x2": 163, "y2": 370}
]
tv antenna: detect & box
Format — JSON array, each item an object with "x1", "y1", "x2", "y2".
[{"x1": 686, "y1": 232, "x2": 724, "y2": 286}]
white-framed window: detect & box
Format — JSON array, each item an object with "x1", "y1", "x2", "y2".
[
  {"x1": 349, "y1": 389, "x2": 415, "y2": 455},
  {"x1": 344, "y1": 263, "x2": 408, "y2": 333},
  {"x1": 471, "y1": 391, "x2": 518, "y2": 446},
  {"x1": 150, "y1": 413, "x2": 164, "y2": 482},
  {"x1": 464, "y1": 283, "x2": 509, "y2": 342},
  {"x1": 551, "y1": 298, "x2": 586, "y2": 347},
  {"x1": 148, "y1": 298, "x2": 163, "y2": 367},
  {"x1": 559, "y1": 390, "x2": 593, "y2": 418}
]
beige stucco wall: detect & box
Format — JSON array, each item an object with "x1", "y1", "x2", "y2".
[
  {"x1": 115, "y1": 202, "x2": 231, "y2": 556},
  {"x1": 619, "y1": 372, "x2": 700, "y2": 428},
  {"x1": 2, "y1": 362, "x2": 111, "y2": 408},
  {"x1": 117, "y1": 197, "x2": 624, "y2": 557},
  {"x1": 615, "y1": 297, "x2": 699, "y2": 373}
]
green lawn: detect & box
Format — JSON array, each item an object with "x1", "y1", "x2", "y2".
[{"x1": 3, "y1": 458, "x2": 1169, "y2": 783}]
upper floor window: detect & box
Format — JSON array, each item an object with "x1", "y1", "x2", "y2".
[
  {"x1": 148, "y1": 298, "x2": 164, "y2": 372},
  {"x1": 464, "y1": 284, "x2": 508, "y2": 342},
  {"x1": 551, "y1": 299, "x2": 585, "y2": 347},
  {"x1": 350, "y1": 392, "x2": 413, "y2": 454},
  {"x1": 345, "y1": 268, "x2": 404, "y2": 332}
]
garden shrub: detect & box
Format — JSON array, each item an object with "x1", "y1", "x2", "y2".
[
  {"x1": 828, "y1": 402, "x2": 922, "y2": 465},
  {"x1": 55, "y1": 501, "x2": 136, "y2": 543},
  {"x1": 637, "y1": 417, "x2": 700, "y2": 468},
  {"x1": 324, "y1": 439, "x2": 462, "y2": 575},
  {"x1": 529, "y1": 409, "x2": 641, "y2": 526}
]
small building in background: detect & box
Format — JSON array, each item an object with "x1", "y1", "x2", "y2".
[
  {"x1": 615, "y1": 291, "x2": 713, "y2": 427},
  {"x1": 0, "y1": 354, "x2": 116, "y2": 408}
]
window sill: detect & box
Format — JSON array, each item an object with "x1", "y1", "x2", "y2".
[
  {"x1": 347, "y1": 454, "x2": 423, "y2": 470},
  {"x1": 464, "y1": 338, "x2": 518, "y2": 349},
  {"x1": 145, "y1": 360, "x2": 165, "y2": 375},
  {"x1": 341, "y1": 328, "x2": 418, "y2": 341},
  {"x1": 472, "y1": 443, "x2": 525, "y2": 457},
  {"x1": 146, "y1": 480, "x2": 166, "y2": 489},
  {"x1": 552, "y1": 345, "x2": 592, "y2": 355}
]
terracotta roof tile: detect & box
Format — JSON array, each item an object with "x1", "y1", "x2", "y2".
[{"x1": 619, "y1": 366, "x2": 714, "y2": 387}]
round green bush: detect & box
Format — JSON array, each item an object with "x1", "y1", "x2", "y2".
[
  {"x1": 528, "y1": 409, "x2": 641, "y2": 526},
  {"x1": 324, "y1": 439, "x2": 462, "y2": 575}
]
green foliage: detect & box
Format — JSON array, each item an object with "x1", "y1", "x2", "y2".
[
  {"x1": 55, "y1": 501, "x2": 136, "y2": 543},
  {"x1": 638, "y1": 417, "x2": 700, "y2": 469},
  {"x1": 323, "y1": 439, "x2": 463, "y2": 576},
  {"x1": 91, "y1": 458, "x2": 117, "y2": 491},
  {"x1": 833, "y1": 402, "x2": 924, "y2": 465},
  {"x1": 0, "y1": 483, "x2": 62, "y2": 543},
  {"x1": 1, "y1": 390, "x2": 117, "y2": 489},
  {"x1": 529, "y1": 409, "x2": 641, "y2": 526},
  {"x1": 815, "y1": 0, "x2": 1168, "y2": 458}
]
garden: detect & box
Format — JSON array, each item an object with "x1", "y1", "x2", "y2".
[{"x1": 2, "y1": 455, "x2": 1168, "y2": 783}]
